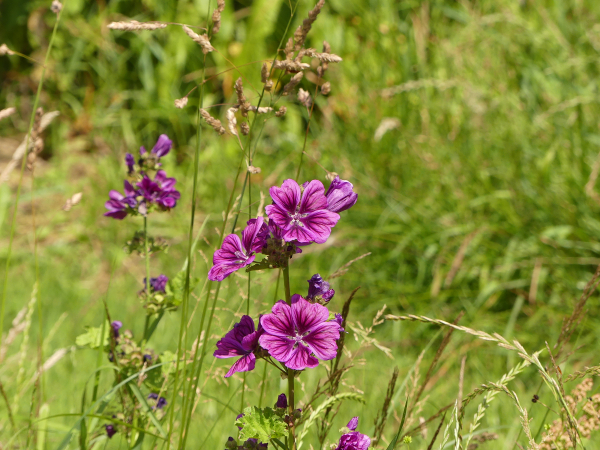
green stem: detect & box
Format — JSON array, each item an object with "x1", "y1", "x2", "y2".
[
  {"x1": 282, "y1": 265, "x2": 295, "y2": 450},
  {"x1": 142, "y1": 216, "x2": 151, "y2": 342}
]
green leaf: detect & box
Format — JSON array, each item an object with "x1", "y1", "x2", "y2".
[
  {"x1": 165, "y1": 270, "x2": 199, "y2": 307},
  {"x1": 237, "y1": 407, "x2": 287, "y2": 443},
  {"x1": 75, "y1": 325, "x2": 109, "y2": 349},
  {"x1": 385, "y1": 397, "x2": 409, "y2": 450}
]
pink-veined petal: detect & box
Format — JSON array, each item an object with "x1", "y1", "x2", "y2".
[
  {"x1": 299, "y1": 180, "x2": 328, "y2": 214},
  {"x1": 260, "y1": 300, "x2": 295, "y2": 337},
  {"x1": 303, "y1": 321, "x2": 340, "y2": 361},
  {"x1": 242, "y1": 216, "x2": 264, "y2": 254},
  {"x1": 258, "y1": 334, "x2": 296, "y2": 362},
  {"x1": 291, "y1": 296, "x2": 330, "y2": 334},
  {"x1": 284, "y1": 345, "x2": 319, "y2": 370},
  {"x1": 265, "y1": 204, "x2": 292, "y2": 230},
  {"x1": 269, "y1": 179, "x2": 301, "y2": 212},
  {"x1": 224, "y1": 354, "x2": 256, "y2": 378},
  {"x1": 300, "y1": 210, "x2": 340, "y2": 244}
]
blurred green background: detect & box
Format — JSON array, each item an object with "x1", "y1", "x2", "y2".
[{"x1": 2, "y1": 0, "x2": 600, "y2": 448}]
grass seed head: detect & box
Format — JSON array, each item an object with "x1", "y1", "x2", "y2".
[
  {"x1": 199, "y1": 108, "x2": 225, "y2": 135},
  {"x1": 211, "y1": 0, "x2": 225, "y2": 35},
  {"x1": 51, "y1": 0, "x2": 62, "y2": 13},
  {"x1": 298, "y1": 88, "x2": 312, "y2": 109},
  {"x1": 226, "y1": 107, "x2": 238, "y2": 135},
  {"x1": 321, "y1": 81, "x2": 331, "y2": 95},
  {"x1": 273, "y1": 59, "x2": 310, "y2": 72},
  {"x1": 240, "y1": 122, "x2": 249, "y2": 135},
  {"x1": 174, "y1": 97, "x2": 189, "y2": 109},
  {"x1": 108, "y1": 21, "x2": 167, "y2": 31},
  {"x1": 275, "y1": 106, "x2": 287, "y2": 117},
  {"x1": 0, "y1": 44, "x2": 15, "y2": 56},
  {"x1": 293, "y1": 0, "x2": 325, "y2": 52},
  {"x1": 182, "y1": 25, "x2": 214, "y2": 54},
  {"x1": 0, "y1": 107, "x2": 16, "y2": 122},
  {"x1": 282, "y1": 72, "x2": 303, "y2": 96}
]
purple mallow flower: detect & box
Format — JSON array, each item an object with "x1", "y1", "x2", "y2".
[
  {"x1": 208, "y1": 217, "x2": 267, "y2": 282},
  {"x1": 336, "y1": 417, "x2": 370, "y2": 450},
  {"x1": 259, "y1": 295, "x2": 340, "y2": 370},
  {"x1": 325, "y1": 176, "x2": 358, "y2": 213},
  {"x1": 214, "y1": 315, "x2": 263, "y2": 377},
  {"x1": 144, "y1": 274, "x2": 168, "y2": 293},
  {"x1": 140, "y1": 134, "x2": 172, "y2": 159},
  {"x1": 136, "y1": 170, "x2": 180, "y2": 215},
  {"x1": 125, "y1": 153, "x2": 135, "y2": 174},
  {"x1": 276, "y1": 393, "x2": 287, "y2": 409},
  {"x1": 104, "y1": 180, "x2": 138, "y2": 219},
  {"x1": 265, "y1": 179, "x2": 340, "y2": 244},
  {"x1": 307, "y1": 274, "x2": 335, "y2": 302},
  {"x1": 147, "y1": 393, "x2": 167, "y2": 409},
  {"x1": 111, "y1": 321, "x2": 122, "y2": 339},
  {"x1": 105, "y1": 424, "x2": 117, "y2": 439}
]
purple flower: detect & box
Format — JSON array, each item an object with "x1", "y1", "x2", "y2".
[
  {"x1": 144, "y1": 274, "x2": 168, "y2": 293},
  {"x1": 208, "y1": 217, "x2": 267, "y2": 282},
  {"x1": 325, "y1": 177, "x2": 358, "y2": 213},
  {"x1": 265, "y1": 179, "x2": 340, "y2": 244},
  {"x1": 147, "y1": 393, "x2": 167, "y2": 409},
  {"x1": 347, "y1": 417, "x2": 359, "y2": 431},
  {"x1": 307, "y1": 274, "x2": 335, "y2": 302},
  {"x1": 242, "y1": 439, "x2": 268, "y2": 450},
  {"x1": 335, "y1": 314, "x2": 345, "y2": 333},
  {"x1": 125, "y1": 153, "x2": 135, "y2": 174},
  {"x1": 214, "y1": 315, "x2": 263, "y2": 377},
  {"x1": 276, "y1": 393, "x2": 288, "y2": 409},
  {"x1": 236, "y1": 413, "x2": 245, "y2": 430},
  {"x1": 259, "y1": 295, "x2": 340, "y2": 370},
  {"x1": 104, "y1": 181, "x2": 138, "y2": 219},
  {"x1": 139, "y1": 134, "x2": 172, "y2": 159},
  {"x1": 136, "y1": 170, "x2": 180, "y2": 214},
  {"x1": 111, "y1": 321, "x2": 122, "y2": 339},
  {"x1": 105, "y1": 424, "x2": 117, "y2": 439},
  {"x1": 336, "y1": 417, "x2": 370, "y2": 450}
]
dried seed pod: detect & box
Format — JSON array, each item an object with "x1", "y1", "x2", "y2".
[
  {"x1": 321, "y1": 81, "x2": 331, "y2": 95},
  {"x1": 199, "y1": 108, "x2": 225, "y2": 135},
  {"x1": 297, "y1": 88, "x2": 312, "y2": 108},
  {"x1": 275, "y1": 106, "x2": 287, "y2": 117},
  {"x1": 282, "y1": 72, "x2": 303, "y2": 96},
  {"x1": 182, "y1": 25, "x2": 214, "y2": 54},
  {"x1": 108, "y1": 21, "x2": 167, "y2": 31}
]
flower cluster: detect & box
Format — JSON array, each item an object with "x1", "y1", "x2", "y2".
[
  {"x1": 104, "y1": 135, "x2": 181, "y2": 219},
  {"x1": 336, "y1": 417, "x2": 371, "y2": 450},
  {"x1": 208, "y1": 177, "x2": 357, "y2": 282}
]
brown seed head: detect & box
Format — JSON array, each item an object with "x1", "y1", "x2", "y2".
[
  {"x1": 261, "y1": 63, "x2": 269, "y2": 84},
  {"x1": 0, "y1": 44, "x2": 15, "y2": 56},
  {"x1": 297, "y1": 88, "x2": 312, "y2": 109},
  {"x1": 174, "y1": 97, "x2": 189, "y2": 109},
  {"x1": 182, "y1": 25, "x2": 214, "y2": 54},
  {"x1": 321, "y1": 81, "x2": 331, "y2": 95},
  {"x1": 241, "y1": 122, "x2": 250, "y2": 135},
  {"x1": 211, "y1": 0, "x2": 225, "y2": 35},
  {"x1": 284, "y1": 37, "x2": 295, "y2": 59},
  {"x1": 275, "y1": 106, "x2": 287, "y2": 117},
  {"x1": 226, "y1": 107, "x2": 239, "y2": 135},
  {"x1": 282, "y1": 72, "x2": 303, "y2": 96},
  {"x1": 199, "y1": 108, "x2": 225, "y2": 135},
  {"x1": 273, "y1": 59, "x2": 310, "y2": 72},
  {"x1": 108, "y1": 21, "x2": 167, "y2": 31},
  {"x1": 0, "y1": 107, "x2": 16, "y2": 122},
  {"x1": 322, "y1": 40, "x2": 331, "y2": 53},
  {"x1": 293, "y1": 0, "x2": 325, "y2": 51}
]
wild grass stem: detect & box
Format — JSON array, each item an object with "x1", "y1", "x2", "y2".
[{"x1": 283, "y1": 264, "x2": 296, "y2": 450}]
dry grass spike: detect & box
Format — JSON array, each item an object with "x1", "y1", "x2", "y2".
[
  {"x1": 275, "y1": 106, "x2": 287, "y2": 117},
  {"x1": 273, "y1": 60, "x2": 310, "y2": 72},
  {"x1": 321, "y1": 81, "x2": 331, "y2": 95},
  {"x1": 240, "y1": 122, "x2": 250, "y2": 136},
  {"x1": 0, "y1": 44, "x2": 15, "y2": 56},
  {"x1": 226, "y1": 107, "x2": 239, "y2": 136},
  {"x1": 298, "y1": 88, "x2": 312, "y2": 109},
  {"x1": 199, "y1": 108, "x2": 225, "y2": 135},
  {"x1": 0, "y1": 107, "x2": 16, "y2": 122},
  {"x1": 211, "y1": 0, "x2": 225, "y2": 35},
  {"x1": 282, "y1": 72, "x2": 303, "y2": 96},
  {"x1": 51, "y1": 0, "x2": 63, "y2": 13},
  {"x1": 174, "y1": 97, "x2": 189, "y2": 109},
  {"x1": 293, "y1": 0, "x2": 325, "y2": 52},
  {"x1": 108, "y1": 21, "x2": 167, "y2": 31},
  {"x1": 182, "y1": 25, "x2": 214, "y2": 54}
]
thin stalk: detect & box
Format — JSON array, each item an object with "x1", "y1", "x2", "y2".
[
  {"x1": 295, "y1": 71, "x2": 322, "y2": 181},
  {"x1": 283, "y1": 265, "x2": 295, "y2": 450},
  {"x1": 142, "y1": 216, "x2": 151, "y2": 342},
  {"x1": 0, "y1": 0, "x2": 63, "y2": 352},
  {"x1": 258, "y1": 361, "x2": 269, "y2": 409}
]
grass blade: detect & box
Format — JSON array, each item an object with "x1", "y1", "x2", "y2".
[{"x1": 385, "y1": 397, "x2": 409, "y2": 450}]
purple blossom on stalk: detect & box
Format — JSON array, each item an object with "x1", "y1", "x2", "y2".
[
  {"x1": 213, "y1": 315, "x2": 263, "y2": 377},
  {"x1": 325, "y1": 176, "x2": 358, "y2": 213},
  {"x1": 136, "y1": 170, "x2": 180, "y2": 215},
  {"x1": 144, "y1": 274, "x2": 168, "y2": 293},
  {"x1": 335, "y1": 313, "x2": 345, "y2": 333},
  {"x1": 208, "y1": 217, "x2": 267, "y2": 281},
  {"x1": 236, "y1": 413, "x2": 244, "y2": 430},
  {"x1": 104, "y1": 181, "x2": 138, "y2": 219},
  {"x1": 147, "y1": 393, "x2": 167, "y2": 409},
  {"x1": 125, "y1": 153, "x2": 135, "y2": 174},
  {"x1": 139, "y1": 134, "x2": 172, "y2": 159},
  {"x1": 258, "y1": 295, "x2": 340, "y2": 370},
  {"x1": 265, "y1": 179, "x2": 340, "y2": 244},
  {"x1": 307, "y1": 274, "x2": 335, "y2": 302},
  {"x1": 105, "y1": 424, "x2": 117, "y2": 438},
  {"x1": 111, "y1": 321, "x2": 122, "y2": 339},
  {"x1": 336, "y1": 417, "x2": 370, "y2": 450},
  {"x1": 276, "y1": 393, "x2": 287, "y2": 409}
]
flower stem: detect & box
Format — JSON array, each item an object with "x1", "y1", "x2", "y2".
[
  {"x1": 143, "y1": 215, "x2": 151, "y2": 342},
  {"x1": 282, "y1": 264, "x2": 295, "y2": 450}
]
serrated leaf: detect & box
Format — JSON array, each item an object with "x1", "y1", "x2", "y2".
[
  {"x1": 236, "y1": 407, "x2": 287, "y2": 443},
  {"x1": 165, "y1": 270, "x2": 199, "y2": 307},
  {"x1": 75, "y1": 325, "x2": 109, "y2": 349}
]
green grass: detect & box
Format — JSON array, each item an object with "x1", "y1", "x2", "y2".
[{"x1": 2, "y1": 0, "x2": 600, "y2": 448}]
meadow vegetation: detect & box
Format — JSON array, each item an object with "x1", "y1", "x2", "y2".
[{"x1": 2, "y1": 0, "x2": 600, "y2": 448}]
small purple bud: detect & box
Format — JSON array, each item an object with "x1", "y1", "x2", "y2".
[
  {"x1": 276, "y1": 393, "x2": 288, "y2": 409},
  {"x1": 151, "y1": 134, "x2": 173, "y2": 158},
  {"x1": 325, "y1": 176, "x2": 358, "y2": 213},
  {"x1": 148, "y1": 393, "x2": 158, "y2": 401},
  {"x1": 335, "y1": 314, "x2": 345, "y2": 333},
  {"x1": 143, "y1": 354, "x2": 152, "y2": 362},
  {"x1": 236, "y1": 413, "x2": 245, "y2": 430},
  {"x1": 307, "y1": 274, "x2": 335, "y2": 302},
  {"x1": 111, "y1": 321, "x2": 122, "y2": 339},
  {"x1": 157, "y1": 397, "x2": 167, "y2": 409},
  {"x1": 125, "y1": 153, "x2": 135, "y2": 174},
  {"x1": 226, "y1": 437, "x2": 238, "y2": 450},
  {"x1": 105, "y1": 424, "x2": 117, "y2": 438},
  {"x1": 139, "y1": 146, "x2": 147, "y2": 155},
  {"x1": 347, "y1": 416, "x2": 359, "y2": 431}
]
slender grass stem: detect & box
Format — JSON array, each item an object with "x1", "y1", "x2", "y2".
[
  {"x1": 295, "y1": 72, "x2": 322, "y2": 182},
  {"x1": 142, "y1": 216, "x2": 151, "y2": 342},
  {"x1": 283, "y1": 265, "x2": 295, "y2": 450},
  {"x1": 0, "y1": 0, "x2": 63, "y2": 353}
]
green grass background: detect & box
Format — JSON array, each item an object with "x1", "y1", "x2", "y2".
[{"x1": 2, "y1": 0, "x2": 600, "y2": 448}]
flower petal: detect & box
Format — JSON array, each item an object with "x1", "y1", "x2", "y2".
[
  {"x1": 284, "y1": 345, "x2": 319, "y2": 370},
  {"x1": 207, "y1": 257, "x2": 254, "y2": 282},
  {"x1": 291, "y1": 296, "x2": 329, "y2": 334},
  {"x1": 299, "y1": 180, "x2": 328, "y2": 214},
  {"x1": 265, "y1": 204, "x2": 292, "y2": 230},
  {"x1": 224, "y1": 353, "x2": 256, "y2": 378},
  {"x1": 300, "y1": 210, "x2": 340, "y2": 244},
  {"x1": 269, "y1": 179, "x2": 301, "y2": 213},
  {"x1": 260, "y1": 300, "x2": 295, "y2": 337},
  {"x1": 258, "y1": 334, "x2": 296, "y2": 362},
  {"x1": 303, "y1": 321, "x2": 339, "y2": 361},
  {"x1": 242, "y1": 216, "x2": 264, "y2": 254}
]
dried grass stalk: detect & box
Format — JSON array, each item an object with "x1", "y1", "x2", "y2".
[
  {"x1": 0, "y1": 44, "x2": 15, "y2": 56},
  {"x1": 247, "y1": 165, "x2": 261, "y2": 174},
  {"x1": 303, "y1": 48, "x2": 343, "y2": 62},
  {"x1": 211, "y1": 0, "x2": 225, "y2": 35},
  {"x1": 373, "y1": 367, "x2": 400, "y2": 446},
  {"x1": 63, "y1": 192, "x2": 82, "y2": 211},
  {"x1": 199, "y1": 108, "x2": 225, "y2": 135},
  {"x1": 234, "y1": 78, "x2": 252, "y2": 117},
  {"x1": 182, "y1": 25, "x2": 214, "y2": 54},
  {"x1": 293, "y1": 0, "x2": 325, "y2": 51},
  {"x1": 248, "y1": 106, "x2": 273, "y2": 114},
  {"x1": 27, "y1": 107, "x2": 44, "y2": 171},
  {"x1": 282, "y1": 72, "x2": 304, "y2": 96},
  {"x1": 0, "y1": 107, "x2": 16, "y2": 122},
  {"x1": 108, "y1": 21, "x2": 167, "y2": 31},
  {"x1": 226, "y1": 107, "x2": 239, "y2": 135},
  {"x1": 261, "y1": 63, "x2": 273, "y2": 91}
]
